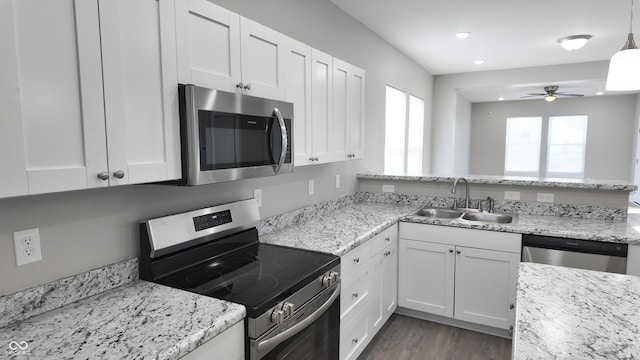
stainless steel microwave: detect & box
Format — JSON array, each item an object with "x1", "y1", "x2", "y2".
[{"x1": 175, "y1": 84, "x2": 293, "y2": 185}]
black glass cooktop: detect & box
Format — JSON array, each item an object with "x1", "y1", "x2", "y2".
[{"x1": 156, "y1": 242, "x2": 339, "y2": 317}]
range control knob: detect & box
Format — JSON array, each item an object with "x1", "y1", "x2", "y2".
[
  {"x1": 271, "y1": 309, "x2": 284, "y2": 324},
  {"x1": 282, "y1": 302, "x2": 294, "y2": 317},
  {"x1": 321, "y1": 273, "x2": 332, "y2": 288},
  {"x1": 329, "y1": 271, "x2": 339, "y2": 284}
]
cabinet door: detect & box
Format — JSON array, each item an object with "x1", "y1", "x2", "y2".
[
  {"x1": 347, "y1": 66, "x2": 365, "y2": 160},
  {"x1": 370, "y1": 241, "x2": 398, "y2": 336},
  {"x1": 282, "y1": 36, "x2": 313, "y2": 167},
  {"x1": 453, "y1": 246, "x2": 520, "y2": 329},
  {"x1": 239, "y1": 17, "x2": 285, "y2": 100},
  {"x1": 331, "y1": 58, "x2": 350, "y2": 162},
  {"x1": 99, "y1": 0, "x2": 181, "y2": 185},
  {"x1": 175, "y1": 0, "x2": 241, "y2": 92},
  {"x1": 311, "y1": 49, "x2": 333, "y2": 164},
  {"x1": 398, "y1": 239, "x2": 454, "y2": 317},
  {"x1": 0, "y1": 0, "x2": 108, "y2": 196}
]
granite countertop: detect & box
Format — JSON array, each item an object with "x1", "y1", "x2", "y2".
[
  {"x1": 357, "y1": 173, "x2": 637, "y2": 191},
  {"x1": 0, "y1": 280, "x2": 245, "y2": 360},
  {"x1": 513, "y1": 263, "x2": 640, "y2": 359},
  {"x1": 402, "y1": 212, "x2": 640, "y2": 245},
  {"x1": 260, "y1": 202, "x2": 418, "y2": 256}
]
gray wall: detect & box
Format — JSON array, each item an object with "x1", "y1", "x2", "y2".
[
  {"x1": 431, "y1": 61, "x2": 611, "y2": 174},
  {"x1": 0, "y1": 0, "x2": 433, "y2": 295},
  {"x1": 469, "y1": 95, "x2": 636, "y2": 181}
]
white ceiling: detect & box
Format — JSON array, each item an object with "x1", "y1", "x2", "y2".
[{"x1": 329, "y1": 0, "x2": 640, "y2": 102}]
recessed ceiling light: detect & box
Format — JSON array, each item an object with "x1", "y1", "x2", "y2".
[
  {"x1": 498, "y1": 97, "x2": 505, "y2": 101},
  {"x1": 456, "y1": 32, "x2": 471, "y2": 39},
  {"x1": 473, "y1": 59, "x2": 486, "y2": 65},
  {"x1": 558, "y1": 35, "x2": 592, "y2": 51},
  {"x1": 596, "y1": 91, "x2": 604, "y2": 95}
]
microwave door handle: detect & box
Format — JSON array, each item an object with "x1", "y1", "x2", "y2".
[{"x1": 273, "y1": 108, "x2": 288, "y2": 174}]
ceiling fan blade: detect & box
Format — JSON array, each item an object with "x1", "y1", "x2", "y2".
[
  {"x1": 520, "y1": 95, "x2": 542, "y2": 98},
  {"x1": 556, "y1": 93, "x2": 584, "y2": 97},
  {"x1": 525, "y1": 93, "x2": 546, "y2": 96}
]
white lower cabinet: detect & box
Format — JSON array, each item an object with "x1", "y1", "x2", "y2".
[
  {"x1": 398, "y1": 223, "x2": 521, "y2": 332},
  {"x1": 340, "y1": 224, "x2": 398, "y2": 360},
  {"x1": 182, "y1": 321, "x2": 244, "y2": 360}
]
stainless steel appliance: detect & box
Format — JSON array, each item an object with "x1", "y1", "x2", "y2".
[
  {"x1": 175, "y1": 84, "x2": 294, "y2": 185},
  {"x1": 522, "y1": 234, "x2": 628, "y2": 274},
  {"x1": 139, "y1": 199, "x2": 340, "y2": 360}
]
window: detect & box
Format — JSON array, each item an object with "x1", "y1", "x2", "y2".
[
  {"x1": 384, "y1": 85, "x2": 424, "y2": 174},
  {"x1": 503, "y1": 115, "x2": 588, "y2": 178},
  {"x1": 504, "y1": 117, "x2": 542, "y2": 176},
  {"x1": 546, "y1": 115, "x2": 588, "y2": 177}
]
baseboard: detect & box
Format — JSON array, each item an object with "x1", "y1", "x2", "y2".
[{"x1": 394, "y1": 307, "x2": 512, "y2": 339}]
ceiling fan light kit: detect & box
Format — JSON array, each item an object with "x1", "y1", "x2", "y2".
[
  {"x1": 606, "y1": 0, "x2": 640, "y2": 91},
  {"x1": 558, "y1": 35, "x2": 592, "y2": 51},
  {"x1": 544, "y1": 95, "x2": 557, "y2": 102}
]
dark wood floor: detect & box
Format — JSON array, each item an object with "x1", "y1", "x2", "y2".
[{"x1": 358, "y1": 314, "x2": 512, "y2": 360}]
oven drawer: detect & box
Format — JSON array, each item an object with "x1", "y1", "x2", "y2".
[
  {"x1": 339, "y1": 305, "x2": 370, "y2": 360},
  {"x1": 340, "y1": 264, "x2": 371, "y2": 320},
  {"x1": 341, "y1": 240, "x2": 372, "y2": 276},
  {"x1": 370, "y1": 224, "x2": 398, "y2": 255}
]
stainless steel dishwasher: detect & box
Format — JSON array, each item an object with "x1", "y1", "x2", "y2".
[{"x1": 522, "y1": 234, "x2": 628, "y2": 274}]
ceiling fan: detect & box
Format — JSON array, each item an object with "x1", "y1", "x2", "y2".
[{"x1": 521, "y1": 85, "x2": 584, "y2": 102}]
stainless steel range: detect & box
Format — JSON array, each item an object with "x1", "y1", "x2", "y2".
[{"x1": 139, "y1": 199, "x2": 340, "y2": 360}]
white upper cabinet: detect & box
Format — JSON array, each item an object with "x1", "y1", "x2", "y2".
[
  {"x1": 175, "y1": 0, "x2": 241, "y2": 92},
  {"x1": 311, "y1": 49, "x2": 333, "y2": 164},
  {"x1": 99, "y1": 0, "x2": 181, "y2": 185},
  {"x1": 283, "y1": 36, "x2": 313, "y2": 166},
  {"x1": 332, "y1": 59, "x2": 365, "y2": 162},
  {"x1": 176, "y1": 0, "x2": 285, "y2": 100},
  {"x1": 0, "y1": 0, "x2": 180, "y2": 198},
  {"x1": 347, "y1": 65, "x2": 365, "y2": 160}
]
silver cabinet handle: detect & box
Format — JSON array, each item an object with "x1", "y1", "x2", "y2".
[
  {"x1": 353, "y1": 258, "x2": 360, "y2": 263},
  {"x1": 456, "y1": 250, "x2": 461, "y2": 254},
  {"x1": 235, "y1": 82, "x2": 244, "y2": 89},
  {"x1": 384, "y1": 251, "x2": 391, "y2": 256},
  {"x1": 308, "y1": 157, "x2": 319, "y2": 162},
  {"x1": 352, "y1": 338, "x2": 358, "y2": 344},
  {"x1": 244, "y1": 83, "x2": 251, "y2": 90},
  {"x1": 509, "y1": 325, "x2": 514, "y2": 336},
  {"x1": 385, "y1": 237, "x2": 390, "y2": 242},
  {"x1": 352, "y1": 292, "x2": 358, "y2": 298},
  {"x1": 113, "y1": 170, "x2": 125, "y2": 179},
  {"x1": 449, "y1": 249, "x2": 454, "y2": 253},
  {"x1": 97, "y1": 172, "x2": 109, "y2": 181},
  {"x1": 272, "y1": 108, "x2": 287, "y2": 174},
  {"x1": 510, "y1": 303, "x2": 515, "y2": 310}
]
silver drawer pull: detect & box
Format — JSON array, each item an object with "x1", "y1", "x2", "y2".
[
  {"x1": 352, "y1": 338, "x2": 358, "y2": 344},
  {"x1": 353, "y1": 258, "x2": 360, "y2": 263},
  {"x1": 384, "y1": 251, "x2": 391, "y2": 256},
  {"x1": 385, "y1": 237, "x2": 390, "y2": 242},
  {"x1": 352, "y1": 292, "x2": 358, "y2": 298}
]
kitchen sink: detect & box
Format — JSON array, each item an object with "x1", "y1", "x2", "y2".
[
  {"x1": 412, "y1": 208, "x2": 464, "y2": 219},
  {"x1": 461, "y1": 212, "x2": 513, "y2": 224},
  {"x1": 411, "y1": 206, "x2": 514, "y2": 224}
]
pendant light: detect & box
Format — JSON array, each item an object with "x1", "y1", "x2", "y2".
[{"x1": 606, "y1": 0, "x2": 640, "y2": 91}]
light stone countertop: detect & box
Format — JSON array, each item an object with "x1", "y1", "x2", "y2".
[
  {"x1": 357, "y1": 173, "x2": 637, "y2": 191},
  {"x1": 0, "y1": 280, "x2": 245, "y2": 360},
  {"x1": 513, "y1": 263, "x2": 640, "y2": 359}
]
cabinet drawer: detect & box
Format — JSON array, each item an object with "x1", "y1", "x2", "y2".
[
  {"x1": 341, "y1": 240, "x2": 371, "y2": 276},
  {"x1": 340, "y1": 306, "x2": 370, "y2": 360},
  {"x1": 370, "y1": 224, "x2": 398, "y2": 255},
  {"x1": 340, "y1": 263, "x2": 370, "y2": 319}
]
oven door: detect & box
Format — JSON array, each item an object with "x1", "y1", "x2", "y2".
[{"x1": 250, "y1": 286, "x2": 340, "y2": 360}]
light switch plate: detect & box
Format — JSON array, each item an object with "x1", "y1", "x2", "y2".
[
  {"x1": 537, "y1": 192, "x2": 555, "y2": 203},
  {"x1": 13, "y1": 228, "x2": 42, "y2": 266},
  {"x1": 382, "y1": 185, "x2": 395, "y2": 193},
  {"x1": 504, "y1": 191, "x2": 521, "y2": 200}
]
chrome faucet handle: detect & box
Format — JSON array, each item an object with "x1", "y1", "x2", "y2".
[
  {"x1": 486, "y1": 196, "x2": 495, "y2": 213},
  {"x1": 448, "y1": 196, "x2": 457, "y2": 209}
]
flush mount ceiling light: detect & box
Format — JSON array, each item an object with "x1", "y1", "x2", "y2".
[
  {"x1": 544, "y1": 95, "x2": 557, "y2": 102},
  {"x1": 558, "y1": 35, "x2": 592, "y2": 51},
  {"x1": 606, "y1": 0, "x2": 640, "y2": 91},
  {"x1": 596, "y1": 91, "x2": 604, "y2": 95},
  {"x1": 456, "y1": 32, "x2": 471, "y2": 39},
  {"x1": 473, "y1": 59, "x2": 486, "y2": 65}
]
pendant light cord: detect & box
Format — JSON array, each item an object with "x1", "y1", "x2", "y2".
[{"x1": 631, "y1": 0, "x2": 635, "y2": 33}]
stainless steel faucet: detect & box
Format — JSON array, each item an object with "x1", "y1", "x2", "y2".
[{"x1": 451, "y1": 177, "x2": 470, "y2": 209}]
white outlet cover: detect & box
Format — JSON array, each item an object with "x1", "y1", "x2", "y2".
[
  {"x1": 382, "y1": 184, "x2": 395, "y2": 193},
  {"x1": 335, "y1": 175, "x2": 341, "y2": 189},
  {"x1": 504, "y1": 191, "x2": 521, "y2": 201},
  {"x1": 537, "y1": 192, "x2": 555, "y2": 203},
  {"x1": 309, "y1": 179, "x2": 315, "y2": 195},
  {"x1": 13, "y1": 228, "x2": 42, "y2": 266}
]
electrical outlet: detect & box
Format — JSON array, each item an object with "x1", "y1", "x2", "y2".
[
  {"x1": 537, "y1": 192, "x2": 555, "y2": 203},
  {"x1": 382, "y1": 185, "x2": 395, "y2": 193},
  {"x1": 253, "y1": 189, "x2": 262, "y2": 207},
  {"x1": 335, "y1": 175, "x2": 341, "y2": 189},
  {"x1": 504, "y1": 191, "x2": 521, "y2": 200},
  {"x1": 309, "y1": 179, "x2": 315, "y2": 195},
  {"x1": 13, "y1": 228, "x2": 42, "y2": 266}
]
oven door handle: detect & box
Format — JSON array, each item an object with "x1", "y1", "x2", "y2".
[
  {"x1": 272, "y1": 108, "x2": 288, "y2": 174},
  {"x1": 257, "y1": 283, "x2": 340, "y2": 356}
]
